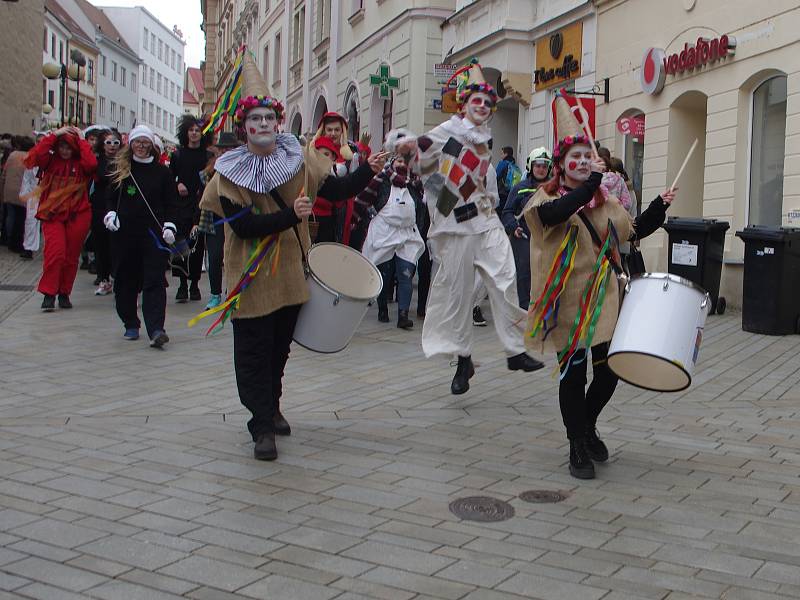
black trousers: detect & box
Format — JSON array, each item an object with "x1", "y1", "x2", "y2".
[
  {"x1": 171, "y1": 222, "x2": 205, "y2": 283},
  {"x1": 90, "y1": 208, "x2": 112, "y2": 281},
  {"x1": 205, "y1": 222, "x2": 225, "y2": 296},
  {"x1": 111, "y1": 233, "x2": 168, "y2": 337},
  {"x1": 509, "y1": 234, "x2": 531, "y2": 309},
  {"x1": 314, "y1": 215, "x2": 337, "y2": 244},
  {"x1": 232, "y1": 305, "x2": 301, "y2": 441},
  {"x1": 416, "y1": 246, "x2": 432, "y2": 315},
  {"x1": 558, "y1": 342, "x2": 618, "y2": 440},
  {"x1": 4, "y1": 204, "x2": 26, "y2": 252}
]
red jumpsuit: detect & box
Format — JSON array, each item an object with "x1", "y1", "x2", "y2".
[{"x1": 24, "y1": 134, "x2": 97, "y2": 296}]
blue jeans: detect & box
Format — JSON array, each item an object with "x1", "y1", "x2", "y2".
[{"x1": 378, "y1": 256, "x2": 416, "y2": 312}]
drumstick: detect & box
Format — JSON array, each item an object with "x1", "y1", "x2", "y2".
[
  {"x1": 574, "y1": 96, "x2": 599, "y2": 161},
  {"x1": 669, "y1": 138, "x2": 698, "y2": 192}
]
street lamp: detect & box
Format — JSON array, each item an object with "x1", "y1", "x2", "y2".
[{"x1": 42, "y1": 49, "x2": 86, "y2": 127}]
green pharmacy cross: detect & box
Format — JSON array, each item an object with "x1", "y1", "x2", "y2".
[{"x1": 370, "y1": 64, "x2": 399, "y2": 99}]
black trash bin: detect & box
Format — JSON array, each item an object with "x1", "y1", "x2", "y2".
[
  {"x1": 735, "y1": 226, "x2": 800, "y2": 335},
  {"x1": 662, "y1": 217, "x2": 730, "y2": 314}
]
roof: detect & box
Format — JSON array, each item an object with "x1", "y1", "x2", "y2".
[
  {"x1": 183, "y1": 90, "x2": 199, "y2": 105},
  {"x1": 187, "y1": 67, "x2": 204, "y2": 96},
  {"x1": 72, "y1": 0, "x2": 135, "y2": 56},
  {"x1": 45, "y1": 0, "x2": 99, "y2": 51}
]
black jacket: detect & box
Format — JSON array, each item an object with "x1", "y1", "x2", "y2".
[
  {"x1": 170, "y1": 146, "x2": 213, "y2": 226},
  {"x1": 106, "y1": 160, "x2": 178, "y2": 237}
]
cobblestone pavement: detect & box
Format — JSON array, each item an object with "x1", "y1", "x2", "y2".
[{"x1": 2, "y1": 251, "x2": 800, "y2": 599}]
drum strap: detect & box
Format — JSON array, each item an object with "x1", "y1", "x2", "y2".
[
  {"x1": 269, "y1": 189, "x2": 310, "y2": 275},
  {"x1": 577, "y1": 212, "x2": 623, "y2": 276}
]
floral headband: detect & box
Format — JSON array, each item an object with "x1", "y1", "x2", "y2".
[
  {"x1": 234, "y1": 95, "x2": 285, "y2": 124},
  {"x1": 457, "y1": 83, "x2": 499, "y2": 113},
  {"x1": 553, "y1": 133, "x2": 591, "y2": 160}
]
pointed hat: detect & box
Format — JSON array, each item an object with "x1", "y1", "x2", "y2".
[
  {"x1": 552, "y1": 93, "x2": 591, "y2": 159},
  {"x1": 448, "y1": 58, "x2": 498, "y2": 111},
  {"x1": 241, "y1": 52, "x2": 271, "y2": 98},
  {"x1": 231, "y1": 49, "x2": 285, "y2": 126}
]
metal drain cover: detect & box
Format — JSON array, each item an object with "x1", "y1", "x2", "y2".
[
  {"x1": 519, "y1": 490, "x2": 569, "y2": 504},
  {"x1": 449, "y1": 496, "x2": 515, "y2": 522}
]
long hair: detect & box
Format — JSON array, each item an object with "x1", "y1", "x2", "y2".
[
  {"x1": 109, "y1": 140, "x2": 158, "y2": 188},
  {"x1": 177, "y1": 114, "x2": 213, "y2": 148}
]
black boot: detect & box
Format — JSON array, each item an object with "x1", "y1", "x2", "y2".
[
  {"x1": 274, "y1": 411, "x2": 291, "y2": 436},
  {"x1": 507, "y1": 352, "x2": 544, "y2": 372},
  {"x1": 397, "y1": 310, "x2": 413, "y2": 330},
  {"x1": 57, "y1": 294, "x2": 72, "y2": 309},
  {"x1": 378, "y1": 306, "x2": 389, "y2": 323},
  {"x1": 451, "y1": 355, "x2": 475, "y2": 395},
  {"x1": 569, "y1": 438, "x2": 596, "y2": 479},
  {"x1": 189, "y1": 280, "x2": 201, "y2": 301},
  {"x1": 254, "y1": 432, "x2": 277, "y2": 460},
  {"x1": 41, "y1": 294, "x2": 55, "y2": 312},
  {"x1": 176, "y1": 279, "x2": 188, "y2": 303},
  {"x1": 585, "y1": 428, "x2": 609, "y2": 462}
]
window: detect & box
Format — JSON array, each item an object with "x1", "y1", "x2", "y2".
[
  {"x1": 131, "y1": 73, "x2": 137, "y2": 92},
  {"x1": 43, "y1": 28, "x2": 48, "y2": 51},
  {"x1": 170, "y1": 82, "x2": 175, "y2": 102},
  {"x1": 119, "y1": 105, "x2": 125, "y2": 127},
  {"x1": 315, "y1": 0, "x2": 330, "y2": 44},
  {"x1": 171, "y1": 49, "x2": 176, "y2": 70},
  {"x1": 48, "y1": 90, "x2": 55, "y2": 108},
  {"x1": 162, "y1": 110, "x2": 168, "y2": 130},
  {"x1": 157, "y1": 73, "x2": 162, "y2": 95},
  {"x1": 142, "y1": 99, "x2": 147, "y2": 123},
  {"x1": 130, "y1": 110, "x2": 136, "y2": 127},
  {"x1": 158, "y1": 39, "x2": 163, "y2": 60},
  {"x1": 177, "y1": 55, "x2": 182, "y2": 72},
  {"x1": 163, "y1": 43, "x2": 169, "y2": 65},
  {"x1": 381, "y1": 96, "x2": 393, "y2": 143},
  {"x1": 42, "y1": 80, "x2": 47, "y2": 104},
  {"x1": 50, "y1": 33, "x2": 56, "y2": 58},
  {"x1": 143, "y1": 28, "x2": 149, "y2": 50},
  {"x1": 149, "y1": 102, "x2": 154, "y2": 124},
  {"x1": 177, "y1": 85, "x2": 181, "y2": 102},
  {"x1": 111, "y1": 61, "x2": 118, "y2": 82},
  {"x1": 150, "y1": 33, "x2": 156, "y2": 55},
  {"x1": 77, "y1": 99, "x2": 84, "y2": 124},
  {"x1": 87, "y1": 103, "x2": 93, "y2": 124},
  {"x1": 87, "y1": 59, "x2": 94, "y2": 85},
  {"x1": 169, "y1": 113, "x2": 174, "y2": 132},
  {"x1": 292, "y1": 7, "x2": 305, "y2": 64},
  {"x1": 68, "y1": 96, "x2": 74, "y2": 119},
  {"x1": 149, "y1": 67, "x2": 155, "y2": 89},
  {"x1": 110, "y1": 100, "x2": 117, "y2": 121},
  {"x1": 350, "y1": 0, "x2": 363, "y2": 16},
  {"x1": 121, "y1": 67, "x2": 126, "y2": 87},
  {"x1": 749, "y1": 75, "x2": 788, "y2": 227},
  {"x1": 101, "y1": 55, "x2": 106, "y2": 76},
  {"x1": 262, "y1": 43, "x2": 269, "y2": 82},
  {"x1": 157, "y1": 106, "x2": 162, "y2": 128},
  {"x1": 273, "y1": 32, "x2": 281, "y2": 83},
  {"x1": 59, "y1": 41, "x2": 64, "y2": 63},
  {"x1": 99, "y1": 96, "x2": 106, "y2": 117}
]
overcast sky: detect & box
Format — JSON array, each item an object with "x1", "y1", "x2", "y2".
[{"x1": 92, "y1": 0, "x2": 205, "y2": 68}]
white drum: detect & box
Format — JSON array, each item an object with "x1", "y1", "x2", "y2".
[
  {"x1": 293, "y1": 242, "x2": 383, "y2": 353},
  {"x1": 608, "y1": 273, "x2": 711, "y2": 392}
]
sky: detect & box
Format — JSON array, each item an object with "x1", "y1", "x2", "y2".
[{"x1": 91, "y1": 0, "x2": 205, "y2": 68}]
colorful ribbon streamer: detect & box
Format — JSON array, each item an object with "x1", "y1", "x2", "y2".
[{"x1": 203, "y1": 46, "x2": 246, "y2": 135}]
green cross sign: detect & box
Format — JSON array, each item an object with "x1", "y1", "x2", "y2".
[{"x1": 370, "y1": 64, "x2": 400, "y2": 99}]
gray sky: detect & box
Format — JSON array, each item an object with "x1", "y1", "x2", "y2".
[{"x1": 92, "y1": 0, "x2": 205, "y2": 68}]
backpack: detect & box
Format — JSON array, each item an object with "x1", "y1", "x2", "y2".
[{"x1": 504, "y1": 163, "x2": 522, "y2": 191}]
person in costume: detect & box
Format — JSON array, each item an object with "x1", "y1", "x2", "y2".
[
  {"x1": 397, "y1": 59, "x2": 545, "y2": 395},
  {"x1": 197, "y1": 53, "x2": 388, "y2": 461},
  {"x1": 104, "y1": 125, "x2": 178, "y2": 347},
  {"x1": 90, "y1": 129, "x2": 122, "y2": 296},
  {"x1": 357, "y1": 129, "x2": 425, "y2": 329},
  {"x1": 502, "y1": 147, "x2": 553, "y2": 309},
  {"x1": 24, "y1": 126, "x2": 97, "y2": 311},
  {"x1": 524, "y1": 94, "x2": 676, "y2": 480},
  {"x1": 170, "y1": 115, "x2": 215, "y2": 303}
]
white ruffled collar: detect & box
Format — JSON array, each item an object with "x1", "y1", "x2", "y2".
[
  {"x1": 214, "y1": 134, "x2": 302, "y2": 194},
  {"x1": 440, "y1": 115, "x2": 492, "y2": 145}
]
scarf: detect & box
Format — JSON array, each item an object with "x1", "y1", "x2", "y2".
[
  {"x1": 388, "y1": 164, "x2": 408, "y2": 188},
  {"x1": 214, "y1": 134, "x2": 303, "y2": 194}
]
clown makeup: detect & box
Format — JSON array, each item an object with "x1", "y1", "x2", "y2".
[
  {"x1": 245, "y1": 107, "x2": 279, "y2": 148},
  {"x1": 562, "y1": 144, "x2": 593, "y2": 185},
  {"x1": 323, "y1": 121, "x2": 343, "y2": 141},
  {"x1": 464, "y1": 92, "x2": 494, "y2": 126}
]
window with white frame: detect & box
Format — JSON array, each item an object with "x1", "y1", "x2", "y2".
[
  {"x1": 150, "y1": 67, "x2": 155, "y2": 89},
  {"x1": 130, "y1": 110, "x2": 136, "y2": 127},
  {"x1": 291, "y1": 6, "x2": 304, "y2": 64},
  {"x1": 274, "y1": 31, "x2": 281, "y2": 83},
  {"x1": 262, "y1": 43, "x2": 269, "y2": 82},
  {"x1": 111, "y1": 61, "x2": 117, "y2": 82},
  {"x1": 119, "y1": 106, "x2": 125, "y2": 128},
  {"x1": 315, "y1": 0, "x2": 330, "y2": 44},
  {"x1": 151, "y1": 33, "x2": 156, "y2": 54},
  {"x1": 99, "y1": 96, "x2": 106, "y2": 117},
  {"x1": 157, "y1": 73, "x2": 162, "y2": 95},
  {"x1": 157, "y1": 106, "x2": 162, "y2": 129},
  {"x1": 101, "y1": 55, "x2": 106, "y2": 76},
  {"x1": 131, "y1": 73, "x2": 137, "y2": 92},
  {"x1": 149, "y1": 102, "x2": 154, "y2": 124},
  {"x1": 121, "y1": 67, "x2": 126, "y2": 88},
  {"x1": 143, "y1": 28, "x2": 149, "y2": 50},
  {"x1": 142, "y1": 99, "x2": 147, "y2": 123},
  {"x1": 110, "y1": 100, "x2": 117, "y2": 121}
]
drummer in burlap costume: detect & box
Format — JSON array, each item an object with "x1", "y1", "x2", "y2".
[
  {"x1": 199, "y1": 53, "x2": 387, "y2": 461},
  {"x1": 524, "y1": 93, "x2": 676, "y2": 480}
]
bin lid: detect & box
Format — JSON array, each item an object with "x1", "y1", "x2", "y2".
[
  {"x1": 735, "y1": 225, "x2": 800, "y2": 242},
  {"x1": 662, "y1": 217, "x2": 730, "y2": 232}
]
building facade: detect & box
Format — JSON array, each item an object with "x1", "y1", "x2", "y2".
[
  {"x1": 100, "y1": 5, "x2": 186, "y2": 144},
  {"x1": 595, "y1": 0, "x2": 800, "y2": 307},
  {"x1": 0, "y1": 0, "x2": 45, "y2": 135},
  {"x1": 183, "y1": 66, "x2": 204, "y2": 117},
  {"x1": 59, "y1": 0, "x2": 141, "y2": 134},
  {"x1": 441, "y1": 0, "x2": 598, "y2": 164},
  {"x1": 201, "y1": 0, "x2": 456, "y2": 150}
]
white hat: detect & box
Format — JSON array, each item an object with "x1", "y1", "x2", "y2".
[
  {"x1": 153, "y1": 134, "x2": 163, "y2": 152},
  {"x1": 84, "y1": 124, "x2": 110, "y2": 136},
  {"x1": 128, "y1": 125, "x2": 155, "y2": 144}
]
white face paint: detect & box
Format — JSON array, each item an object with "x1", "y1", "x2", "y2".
[
  {"x1": 244, "y1": 107, "x2": 278, "y2": 147},
  {"x1": 562, "y1": 144, "x2": 593, "y2": 184},
  {"x1": 464, "y1": 92, "x2": 494, "y2": 126}
]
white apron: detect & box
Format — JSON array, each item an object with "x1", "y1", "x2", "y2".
[{"x1": 362, "y1": 185, "x2": 425, "y2": 266}]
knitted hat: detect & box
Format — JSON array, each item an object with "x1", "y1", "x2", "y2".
[
  {"x1": 446, "y1": 58, "x2": 498, "y2": 113},
  {"x1": 233, "y1": 53, "x2": 284, "y2": 125},
  {"x1": 553, "y1": 94, "x2": 591, "y2": 160},
  {"x1": 128, "y1": 125, "x2": 155, "y2": 145},
  {"x1": 314, "y1": 111, "x2": 353, "y2": 161},
  {"x1": 215, "y1": 131, "x2": 240, "y2": 148},
  {"x1": 314, "y1": 135, "x2": 341, "y2": 161}
]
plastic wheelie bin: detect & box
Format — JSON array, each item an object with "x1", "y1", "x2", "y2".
[
  {"x1": 662, "y1": 217, "x2": 729, "y2": 314},
  {"x1": 735, "y1": 226, "x2": 800, "y2": 335}
]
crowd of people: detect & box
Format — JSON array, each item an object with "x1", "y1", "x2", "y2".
[{"x1": 0, "y1": 51, "x2": 676, "y2": 479}]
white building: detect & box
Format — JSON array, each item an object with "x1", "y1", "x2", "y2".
[
  {"x1": 100, "y1": 5, "x2": 186, "y2": 144},
  {"x1": 58, "y1": 0, "x2": 141, "y2": 134},
  {"x1": 442, "y1": 0, "x2": 599, "y2": 164}
]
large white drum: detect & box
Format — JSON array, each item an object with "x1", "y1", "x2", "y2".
[
  {"x1": 608, "y1": 273, "x2": 711, "y2": 392},
  {"x1": 293, "y1": 242, "x2": 383, "y2": 353}
]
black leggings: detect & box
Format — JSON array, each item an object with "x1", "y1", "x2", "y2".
[{"x1": 558, "y1": 342, "x2": 618, "y2": 439}]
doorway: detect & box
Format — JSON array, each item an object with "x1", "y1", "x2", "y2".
[{"x1": 667, "y1": 91, "x2": 707, "y2": 218}]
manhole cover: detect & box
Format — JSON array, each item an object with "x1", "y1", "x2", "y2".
[
  {"x1": 449, "y1": 496, "x2": 515, "y2": 522},
  {"x1": 519, "y1": 490, "x2": 569, "y2": 504},
  {"x1": 0, "y1": 284, "x2": 35, "y2": 292}
]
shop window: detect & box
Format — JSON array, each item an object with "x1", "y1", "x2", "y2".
[
  {"x1": 344, "y1": 85, "x2": 360, "y2": 142},
  {"x1": 381, "y1": 96, "x2": 393, "y2": 143},
  {"x1": 749, "y1": 75, "x2": 787, "y2": 227}
]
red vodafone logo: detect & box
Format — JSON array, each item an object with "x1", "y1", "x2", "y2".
[{"x1": 641, "y1": 47, "x2": 666, "y2": 95}]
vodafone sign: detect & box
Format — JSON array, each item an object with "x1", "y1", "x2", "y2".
[{"x1": 641, "y1": 35, "x2": 736, "y2": 95}]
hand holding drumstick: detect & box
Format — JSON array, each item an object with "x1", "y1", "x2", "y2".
[{"x1": 294, "y1": 196, "x2": 313, "y2": 219}]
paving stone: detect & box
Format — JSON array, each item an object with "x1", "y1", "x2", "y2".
[
  {"x1": 6, "y1": 539, "x2": 81, "y2": 562},
  {"x1": 325, "y1": 484, "x2": 417, "y2": 510},
  {"x1": 237, "y1": 574, "x2": 341, "y2": 600},
  {"x1": 183, "y1": 525, "x2": 284, "y2": 556},
  {"x1": 9, "y1": 518, "x2": 108, "y2": 549},
  {"x1": 274, "y1": 525, "x2": 362, "y2": 553},
  {"x1": 0, "y1": 571, "x2": 30, "y2": 591},
  {"x1": 87, "y1": 581, "x2": 186, "y2": 600},
  {"x1": 2, "y1": 556, "x2": 107, "y2": 592},
  {"x1": 77, "y1": 535, "x2": 188, "y2": 570},
  {"x1": 436, "y1": 559, "x2": 517, "y2": 587},
  {"x1": 269, "y1": 545, "x2": 374, "y2": 577},
  {"x1": 497, "y1": 572, "x2": 608, "y2": 600},
  {"x1": 118, "y1": 569, "x2": 200, "y2": 596},
  {"x1": 343, "y1": 540, "x2": 456, "y2": 575},
  {"x1": 13, "y1": 583, "x2": 89, "y2": 600},
  {"x1": 158, "y1": 555, "x2": 266, "y2": 592}
]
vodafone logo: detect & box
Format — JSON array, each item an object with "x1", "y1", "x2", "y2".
[{"x1": 641, "y1": 47, "x2": 666, "y2": 95}]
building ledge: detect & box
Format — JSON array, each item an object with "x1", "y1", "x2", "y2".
[{"x1": 348, "y1": 8, "x2": 365, "y2": 26}]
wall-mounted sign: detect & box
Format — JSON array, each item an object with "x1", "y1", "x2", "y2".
[
  {"x1": 641, "y1": 35, "x2": 736, "y2": 95},
  {"x1": 535, "y1": 21, "x2": 583, "y2": 91},
  {"x1": 434, "y1": 63, "x2": 458, "y2": 85},
  {"x1": 616, "y1": 115, "x2": 645, "y2": 139},
  {"x1": 370, "y1": 64, "x2": 400, "y2": 99}
]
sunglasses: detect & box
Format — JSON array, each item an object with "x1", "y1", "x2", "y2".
[
  {"x1": 469, "y1": 96, "x2": 495, "y2": 108},
  {"x1": 104, "y1": 139, "x2": 121, "y2": 146}
]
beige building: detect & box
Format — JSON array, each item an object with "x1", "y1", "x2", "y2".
[
  {"x1": 202, "y1": 0, "x2": 455, "y2": 149},
  {"x1": 0, "y1": 0, "x2": 46, "y2": 134},
  {"x1": 595, "y1": 0, "x2": 800, "y2": 308}
]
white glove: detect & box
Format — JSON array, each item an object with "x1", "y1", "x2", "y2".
[
  {"x1": 162, "y1": 222, "x2": 177, "y2": 245},
  {"x1": 103, "y1": 211, "x2": 120, "y2": 231}
]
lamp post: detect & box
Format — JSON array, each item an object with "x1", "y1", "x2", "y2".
[
  {"x1": 69, "y1": 50, "x2": 86, "y2": 126},
  {"x1": 42, "y1": 49, "x2": 85, "y2": 127}
]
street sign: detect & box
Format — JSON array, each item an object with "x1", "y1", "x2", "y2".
[
  {"x1": 434, "y1": 63, "x2": 457, "y2": 83},
  {"x1": 370, "y1": 64, "x2": 400, "y2": 99},
  {"x1": 432, "y1": 99, "x2": 442, "y2": 110}
]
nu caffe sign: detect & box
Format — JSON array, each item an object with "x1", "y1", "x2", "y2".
[{"x1": 534, "y1": 22, "x2": 582, "y2": 91}]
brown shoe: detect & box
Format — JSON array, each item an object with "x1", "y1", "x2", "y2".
[
  {"x1": 254, "y1": 432, "x2": 277, "y2": 460},
  {"x1": 274, "y1": 411, "x2": 291, "y2": 436}
]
